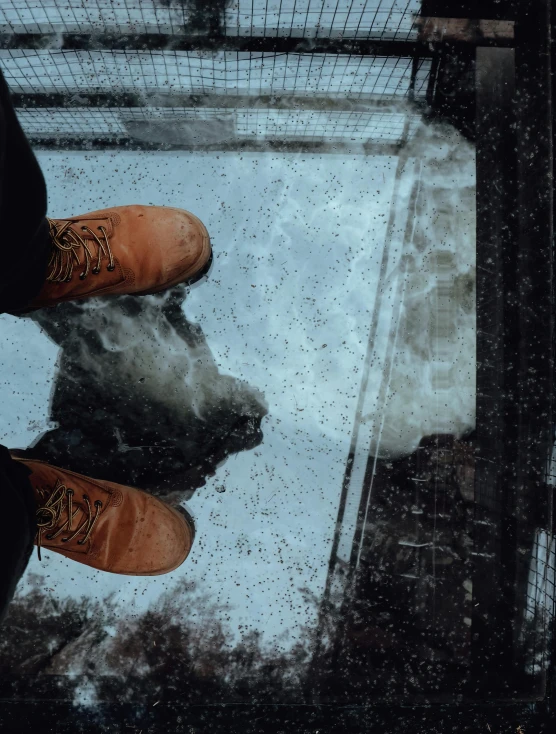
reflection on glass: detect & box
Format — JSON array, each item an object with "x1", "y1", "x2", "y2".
[{"x1": 0, "y1": 0, "x2": 553, "y2": 717}]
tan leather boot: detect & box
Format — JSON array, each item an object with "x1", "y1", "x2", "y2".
[
  {"x1": 14, "y1": 458, "x2": 195, "y2": 575},
  {"x1": 26, "y1": 205, "x2": 211, "y2": 309}
]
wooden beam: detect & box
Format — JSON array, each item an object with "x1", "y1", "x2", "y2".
[
  {"x1": 0, "y1": 32, "x2": 429, "y2": 56},
  {"x1": 11, "y1": 91, "x2": 419, "y2": 112},
  {"x1": 472, "y1": 45, "x2": 517, "y2": 695},
  {"x1": 27, "y1": 137, "x2": 403, "y2": 155},
  {"x1": 417, "y1": 17, "x2": 514, "y2": 45}
]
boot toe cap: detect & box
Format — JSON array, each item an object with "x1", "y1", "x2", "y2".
[
  {"x1": 158, "y1": 207, "x2": 211, "y2": 285},
  {"x1": 109, "y1": 496, "x2": 195, "y2": 576}
]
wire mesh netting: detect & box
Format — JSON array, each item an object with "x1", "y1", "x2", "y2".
[
  {"x1": 1, "y1": 46, "x2": 430, "y2": 144},
  {"x1": 525, "y1": 529, "x2": 556, "y2": 675},
  {"x1": 0, "y1": 1, "x2": 430, "y2": 146},
  {"x1": 0, "y1": 50, "x2": 429, "y2": 97},
  {"x1": 0, "y1": 1, "x2": 421, "y2": 40},
  {"x1": 15, "y1": 106, "x2": 423, "y2": 145}
]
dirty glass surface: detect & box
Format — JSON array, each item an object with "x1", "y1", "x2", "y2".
[{"x1": 0, "y1": 0, "x2": 554, "y2": 729}]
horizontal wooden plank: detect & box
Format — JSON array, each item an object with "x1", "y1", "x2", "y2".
[{"x1": 417, "y1": 17, "x2": 514, "y2": 44}]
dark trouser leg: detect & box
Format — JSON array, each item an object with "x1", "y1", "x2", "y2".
[
  {"x1": 0, "y1": 68, "x2": 50, "y2": 313},
  {"x1": 0, "y1": 68, "x2": 48, "y2": 622},
  {"x1": 0, "y1": 448, "x2": 37, "y2": 624}
]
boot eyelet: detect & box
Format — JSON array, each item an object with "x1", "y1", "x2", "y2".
[
  {"x1": 77, "y1": 540, "x2": 85, "y2": 545},
  {"x1": 81, "y1": 227, "x2": 87, "y2": 231},
  {"x1": 61, "y1": 538, "x2": 68, "y2": 543},
  {"x1": 79, "y1": 273, "x2": 86, "y2": 280},
  {"x1": 92, "y1": 267, "x2": 101, "y2": 275},
  {"x1": 95, "y1": 500, "x2": 103, "y2": 508},
  {"x1": 45, "y1": 534, "x2": 53, "y2": 540},
  {"x1": 107, "y1": 265, "x2": 115, "y2": 272},
  {"x1": 67, "y1": 489, "x2": 74, "y2": 496}
]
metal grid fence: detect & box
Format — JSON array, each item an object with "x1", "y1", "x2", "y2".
[
  {"x1": 0, "y1": 1, "x2": 421, "y2": 40},
  {"x1": 1, "y1": 50, "x2": 429, "y2": 97},
  {"x1": 15, "y1": 105, "x2": 423, "y2": 145},
  {"x1": 0, "y1": 0, "x2": 430, "y2": 147}
]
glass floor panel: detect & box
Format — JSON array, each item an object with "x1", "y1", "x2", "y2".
[
  {"x1": 0, "y1": 2, "x2": 554, "y2": 725},
  {"x1": 0, "y1": 122, "x2": 500, "y2": 706}
]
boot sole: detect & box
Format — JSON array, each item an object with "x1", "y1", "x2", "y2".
[{"x1": 174, "y1": 501, "x2": 196, "y2": 543}]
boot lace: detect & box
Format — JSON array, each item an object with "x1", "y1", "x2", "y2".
[
  {"x1": 47, "y1": 217, "x2": 115, "y2": 283},
  {"x1": 36, "y1": 480, "x2": 103, "y2": 561}
]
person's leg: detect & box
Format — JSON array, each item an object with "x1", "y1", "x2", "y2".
[
  {"x1": 0, "y1": 69, "x2": 201, "y2": 619},
  {"x1": 0, "y1": 447, "x2": 37, "y2": 624},
  {"x1": 0, "y1": 69, "x2": 51, "y2": 313},
  {"x1": 0, "y1": 69, "x2": 50, "y2": 623},
  {"x1": 0, "y1": 69, "x2": 211, "y2": 315}
]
